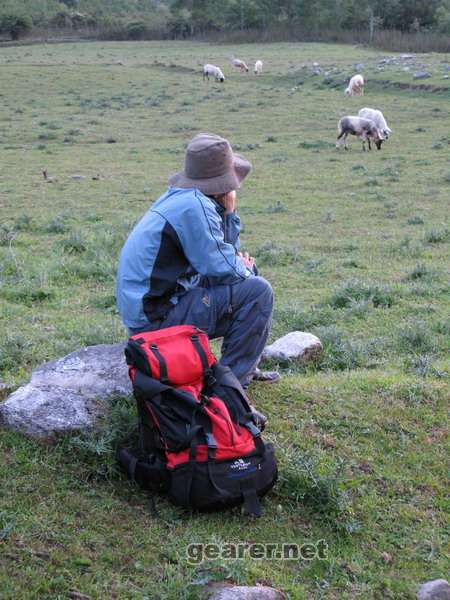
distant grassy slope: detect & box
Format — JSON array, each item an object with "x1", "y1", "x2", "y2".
[{"x1": 0, "y1": 42, "x2": 449, "y2": 599}]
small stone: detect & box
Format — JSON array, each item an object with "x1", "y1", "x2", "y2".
[
  {"x1": 206, "y1": 584, "x2": 283, "y2": 600},
  {"x1": 381, "y1": 551, "x2": 392, "y2": 564},
  {"x1": 262, "y1": 331, "x2": 322, "y2": 364},
  {"x1": 418, "y1": 580, "x2": 450, "y2": 600},
  {"x1": 413, "y1": 71, "x2": 431, "y2": 80},
  {"x1": 71, "y1": 174, "x2": 85, "y2": 180}
]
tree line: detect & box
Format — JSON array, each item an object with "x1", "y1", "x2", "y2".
[{"x1": 2, "y1": 0, "x2": 450, "y2": 43}]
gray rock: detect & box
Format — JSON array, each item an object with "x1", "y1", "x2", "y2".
[
  {"x1": 262, "y1": 331, "x2": 322, "y2": 364},
  {"x1": 418, "y1": 580, "x2": 450, "y2": 600},
  {"x1": 71, "y1": 174, "x2": 86, "y2": 180},
  {"x1": 205, "y1": 584, "x2": 283, "y2": 600},
  {"x1": 0, "y1": 343, "x2": 130, "y2": 438},
  {"x1": 413, "y1": 71, "x2": 431, "y2": 80},
  {"x1": 401, "y1": 54, "x2": 415, "y2": 60}
]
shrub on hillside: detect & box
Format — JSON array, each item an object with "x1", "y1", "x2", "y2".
[{"x1": 0, "y1": 13, "x2": 32, "y2": 40}]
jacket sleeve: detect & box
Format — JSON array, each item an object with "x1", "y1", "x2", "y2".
[
  {"x1": 171, "y1": 193, "x2": 250, "y2": 283},
  {"x1": 224, "y1": 212, "x2": 241, "y2": 251}
]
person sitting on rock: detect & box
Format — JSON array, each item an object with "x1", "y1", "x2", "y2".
[{"x1": 116, "y1": 133, "x2": 279, "y2": 423}]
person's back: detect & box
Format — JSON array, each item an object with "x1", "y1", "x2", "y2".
[{"x1": 117, "y1": 186, "x2": 248, "y2": 331}]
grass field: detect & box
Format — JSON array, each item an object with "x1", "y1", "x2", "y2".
[{"x1": 0, "y1": 41, "x2": 449, "y2": 599}]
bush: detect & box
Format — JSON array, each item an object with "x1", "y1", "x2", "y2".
[
  {"x1": 405, "y1": 263, "x2": 436, "y2": 281},
  {"x1": 126, "y1": 20, "x2": 150, "y2": 40},
  {"x1": 0, "y1": 13, "x2": 32, "y2": 40},
  {"x1": 45, "y1": 215, "x2": 69, "y2": 234},
  {"x1": 255, "y1": 241, "x2": 300, "y2": 266},
  {"x1": 0, "y1": 224, "x2": 15, "y2": 246},
  {"x1": 328, "y1": 279, "x2": 397, "y2": 309},
  {"x1": 397, "y1": 322, "x2": 434, "y2": 353},
  {"x1": 61, "y1": 230, "x2": 87, "y2": 254},
  {"x1": 424, "y1": 227, "x2": 450, "y2": 244},
  {"x1": 277, "y1": 446, "x2": 357, "y2": 531}
]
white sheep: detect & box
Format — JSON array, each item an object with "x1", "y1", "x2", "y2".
[
  {"x1": 345, "y1": 74, "x2": 364, "y2": 96},
  {"x1": 358, "y1": 107, "x2": 392, "y2": 140},
  {"x1": 254, "y1": 60, "x2": 263, "y2": 75},
  {"x1": 336, "y1": 116, "x2": 384, "y2": 151},
  {"x1": 231, "y1": 57, "x2": 249, "y2": 72},
  {"x1": 203, "y1": 64, "x2": 225, "y2": 83}
]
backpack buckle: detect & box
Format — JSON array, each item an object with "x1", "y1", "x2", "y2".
[
  {"x1": 205, "y1": 433, "x2": 217, "y2": 449},
  {"x1": 205, "y1": 369, "x2": 216, "y2": 387}
]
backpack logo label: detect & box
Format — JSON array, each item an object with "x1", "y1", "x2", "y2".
[{"x1": 230, "y1": 458, "x2": 251, "y2": 471}]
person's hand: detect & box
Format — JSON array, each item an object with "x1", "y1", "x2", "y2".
[
  {"x1": 238, "y1": 251, "x2": 255, "y2": 270},
  {"x1": 217, "y1": 190, "x2": 237, "y2": 214}
]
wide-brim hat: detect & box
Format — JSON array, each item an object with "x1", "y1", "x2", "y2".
[{"x1": 168, "y1": 132, "x2": 252, "y2": 196}]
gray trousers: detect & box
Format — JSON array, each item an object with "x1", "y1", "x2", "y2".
[{"x1": 129, "y1": 276, "x2": 273, "y2": 388}]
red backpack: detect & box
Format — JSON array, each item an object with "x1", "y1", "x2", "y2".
[{"x1": 117, "y1": 325, "x2": 277, "y2": 516}]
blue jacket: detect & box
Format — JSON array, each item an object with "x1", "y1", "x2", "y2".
[{"x1": 116, "y1": 187, "x2": 251, "y2": 329}]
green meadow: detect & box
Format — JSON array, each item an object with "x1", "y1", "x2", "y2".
[{"x1": 0, "y1": 41, "x2": 449, "y2": 599}]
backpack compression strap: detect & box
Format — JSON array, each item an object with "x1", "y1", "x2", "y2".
[
  {"x1": 148, "y1": 344, "x2": 169, "y2": 385},
  {"x1": 190, "y1": 334, "x2": 216, "y2": 386}
]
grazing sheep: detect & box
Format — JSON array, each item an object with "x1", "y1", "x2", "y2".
[
  {"x1": 345, "y1": 74, "x2": 365, "y2": 96},
  {"x1": 231, "y1": 58, "x2": 249, "y2": 72},
  {"x1": 254, "y1": 60, "x2": 263, "y2": 75},
  {"x1": 203, "y1": 64, "x2": 225, "y2": 83},
  {"x1": 358, "y1": 107, "x2": 392, "y2": 141},
  {"x1": 336, "y1": 116, "x2": 384, "y2": 151}
]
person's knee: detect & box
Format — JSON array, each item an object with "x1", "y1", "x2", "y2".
[{"x1": 247, "y1": 276, "x2": 273, "y2": 306}]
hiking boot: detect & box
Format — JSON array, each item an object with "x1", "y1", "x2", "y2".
[
  {"x1": 252, "y1": 367, "x2": 281, "y2": 384},
  {"x1": 249, "y1": 404, "x2": 268, "y2": 431}
]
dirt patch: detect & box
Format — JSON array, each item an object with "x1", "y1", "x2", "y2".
[{"x1": 150, "y1": 60, "x2": 198, "y2": 74}]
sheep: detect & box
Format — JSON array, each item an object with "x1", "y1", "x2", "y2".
[
  {"x1": 203, "y1": 64, "x2": 225, "y2": 83},
  {"x1": 345, "y1": 74, "x2": 364, "y2": 96},
  {"x1": 231, "y1": 57, "x2": 249, "y2": 72},
  {"x1": 254, "y1": 60, "x2": 263, "y2": 75},
  {"x1": 336, "y1": 116, "x2": 384, "y2": 151},
  {"x1": 358, "y1": 107, "x2": 392, "y2": 141}
]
